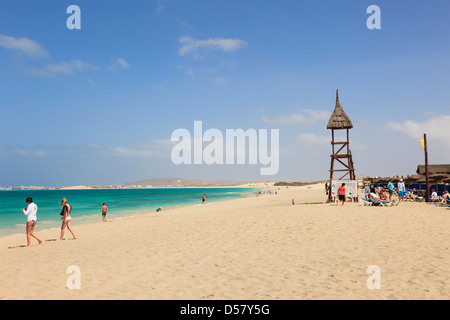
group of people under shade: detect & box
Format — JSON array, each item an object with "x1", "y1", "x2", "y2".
[
  {"x1": 328, "y1": 178, "x2": 450, "y2": 206},
  {"x1": 366, "y1": 178, "x2": 450, "y2": 203},
  {"x1": 431, "y1": 189, "x2": 450, "y2": 203}
]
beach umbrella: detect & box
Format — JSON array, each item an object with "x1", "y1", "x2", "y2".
[
  {"x1": 405, "y1": 174, "x2": 425, "y2": 190},
  {"x1": 390, "y1": 177, "x2": 400, "y2": 184},
  {"x1": 429, "y1": 174, "x2": 450, "y2": 193},
  {"x1": 373, "y1": 177, "x2": 387, "y2": 185},
  {"x1": 415, "y1": 177, "x2": 427, "y2": 190},
  {"x1": 406, "y1": 174, "x2": 424, "y2": 182},
  {"x1": 429, "y1": 173, "x2": 448, "y2": 182}
]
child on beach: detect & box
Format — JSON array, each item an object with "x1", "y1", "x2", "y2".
[
  {"x1": 21, "y1": 197, "x2": 42, "y2": 247},
  {"x1": 202, "y1": 194, "x2": 206, "y2": 205},
  {"x1": 59, "y1": 198, "x2": 77, "y2": 240}
]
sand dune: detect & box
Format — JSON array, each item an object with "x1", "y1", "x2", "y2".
[{"x1": 0, "y1": 183, "x2": 449, "y2": 300}]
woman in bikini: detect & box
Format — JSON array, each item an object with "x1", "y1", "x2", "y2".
[{"x1": 59, "y1": 198, "x2": 77, "y2": 240}]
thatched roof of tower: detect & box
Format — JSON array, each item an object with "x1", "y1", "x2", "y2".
[{"x1": 327, "y1": 90, "x2": 353, "y2": 130}]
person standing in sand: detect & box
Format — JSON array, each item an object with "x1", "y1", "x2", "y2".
[
  {"x1": 337, "y1": 183, "x2": 346, "y2": 206},
  {"x1": 59, "y1": 198, "x2": 77, "y2": 240},
  {"x1": 101, "y1": 203, "x2": 108, "y2": 222},
  {"x1": 202, "y1": 194, "x2": 206, "y2": 205},
  {"x1": 21, "y1": 197, "x2": 42, "y2": 247},
  {"x1": 388, "y1": 179, "x2": 394, "y2": 201},
  {"x1": 397, "y1": 179, "x2": 406, "y2": 202}
]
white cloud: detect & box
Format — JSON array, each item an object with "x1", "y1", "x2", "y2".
[
  {"x1": 154, "y1": 0, "x2": 169, "y2": 15},
  {"x1": 0, "y1": 147, "x2": 51, "y2": 158},
  {"x1": 178, "y1": 36, "x2": 247, "y2": 57},
  {"x1": 86, "y1": 140, "x2": 175, "y2": 158},
  {"x1": 297, "y1": 133, "x2": 330, "y2": 146},
  {"x1": 155, "y1": 4, "x2": 165, "y2": 14},
  {"x1": 108, "y1": 57, "x2": 130, "y2": 70},
  {"x1": 180, "y1": 21, "x2": 193, "y2": 29},
  {"x1": 262, "y1": 109, "x2": 331, "y2": 125},
  {"x1": 387, "y1": 115, "x2": 450, "y2": 146},
  {"x1": 25, "y1": 59, "x2": 97, "y2": 77},
  {"x1": 212, "y1": 77, "x2": 227, "y2": 84},
  {"x1": 0, "y1": 34, "x2": 49, "y2": 58},
  {"x1": 0, "y1": 140, "x2": 174, "y2": 161},
  {"x1": 177, "y1": 65, "x2": 195, "y2": 77},
  {"x1": 177, "y1": 65, "x2": 223, "y2": 82},
  {"x1": 46, "y1": 60, "x2": 96, "y2": 75}
]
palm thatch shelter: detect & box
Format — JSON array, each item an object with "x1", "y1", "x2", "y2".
[
  {"x1": 417, "y1": 164, "x2": 450, "y2": 175},
  {"x1": 405, "y1": 174, "x2": 424, "y2": 182},
  {"x1": 372, "y1": 177, "x2": 388, "y2": 184},
  {"x1": 416, "y1": 165, "x2": 450, "y2": 193}
]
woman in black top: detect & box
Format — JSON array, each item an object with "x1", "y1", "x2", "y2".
[{"x1": 59, "y1": 198, "x2": 77, "y2": 240}]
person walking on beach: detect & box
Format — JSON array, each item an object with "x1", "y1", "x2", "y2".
[
  {"x1": 59, "y1": 198, "x2": 77, "y2": 240},
  {"x1": 21, "y1": 197, "x2": 42, "y2": 247},
  {"x1": 337, "y1": 183, "x2": 346, "y2": 206},
  {"x1": 101, "y1": 203, "x2": 108, "y2": 222},
  {"x1": 202, "y1": 194, "x2": 206, "y2": 205},
  {"x1": 397, "y1": 179, "x2": 406, "y2": 202}
]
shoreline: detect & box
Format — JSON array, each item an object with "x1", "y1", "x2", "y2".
[
  {"x1": 0, "y1": 186, "x2": 263, "y2": 239},
  {"x1": 1, "y1": 191, "x2": 256, "y2": 237},
  {"x1": 0, "y1": 182, "x2": 279, "y2": 191}
]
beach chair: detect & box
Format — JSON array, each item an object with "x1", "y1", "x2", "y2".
[
  {"x1": 436, "y1": 197, "x2": 450, "y2": 206},
  {"x1": 363, "y1": 194, "x2": 395, "y2": 207}
]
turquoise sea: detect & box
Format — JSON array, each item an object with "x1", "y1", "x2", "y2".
[{"x1": 0, "y1": 187, "x2": 258, "y2": 237}]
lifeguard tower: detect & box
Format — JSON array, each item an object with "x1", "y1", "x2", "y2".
[{"x1": 327, "y1": 90, "x2": 356, "y2": 202}]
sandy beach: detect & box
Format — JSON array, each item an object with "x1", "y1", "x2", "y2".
[{"x1": 0, "y1": 183, "x2": 449, "y2": 300}]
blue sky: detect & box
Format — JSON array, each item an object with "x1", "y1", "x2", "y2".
[{"x1": 1, "y1": 0, "x2": 449, "y2": 186}]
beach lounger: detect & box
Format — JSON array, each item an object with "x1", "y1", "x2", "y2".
[
  {"x1": 362, "y1": 194, "x2": 396, "y2": 207},
  {"x1": 359, "y1": 198, "x2": 372, "y2": 206}
]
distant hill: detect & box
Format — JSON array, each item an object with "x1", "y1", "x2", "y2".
[{"x1": 124, "y1": 178, "x2": 250, "y2": 187}]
